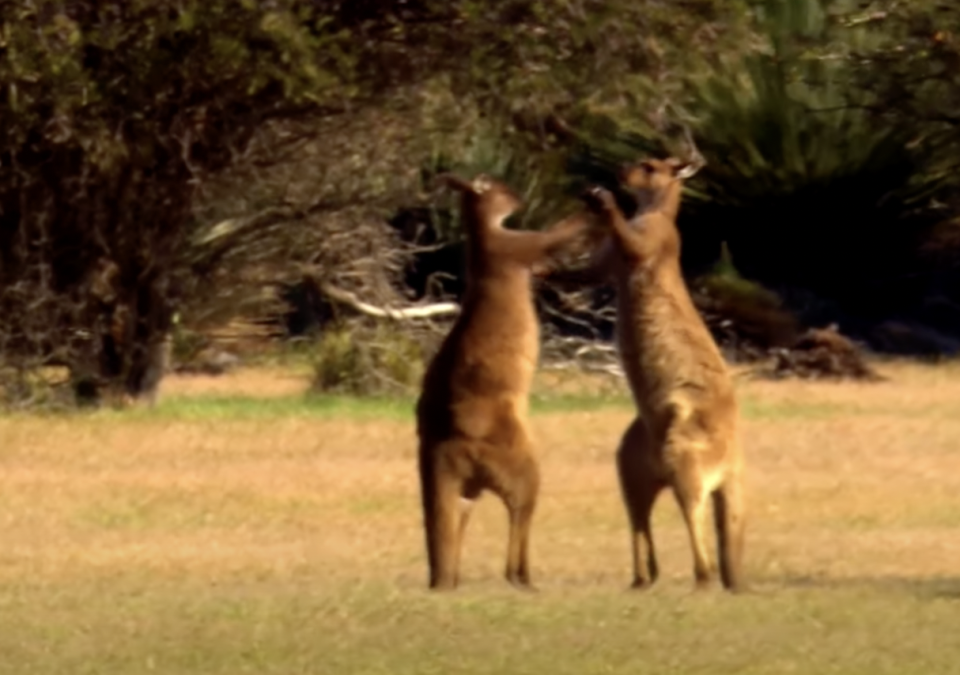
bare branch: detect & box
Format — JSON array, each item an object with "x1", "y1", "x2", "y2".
[{"x1": 319, "y1": 281, "x2": 460, "y2": 320}]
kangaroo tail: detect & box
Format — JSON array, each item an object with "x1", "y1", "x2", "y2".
[{"x1": 712, "y1": 473, "x2": 746, "y2": 592}]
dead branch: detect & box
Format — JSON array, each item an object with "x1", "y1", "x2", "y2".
[{"x1": 319, "y1": 281, "x2": 460, "y2": 320}]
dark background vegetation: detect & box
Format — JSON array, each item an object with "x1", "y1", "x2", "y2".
[{"x1": 1, "y1": 0, "x2": 959, "y2": 407}]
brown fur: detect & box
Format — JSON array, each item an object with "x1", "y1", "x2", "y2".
[
  {"x1": 416, "y1": 173, "x2": 591, "y2": 591},
  {"x1": 552, "y1": 158, "x2": 746, "y2": 592}
]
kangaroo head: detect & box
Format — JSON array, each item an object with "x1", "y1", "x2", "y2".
[
  {"x1": 618, "y1": 157, "x2": 700, "y2": 216},
  {"x1": 434, "y1": 172, "x2": 522, "y2": 228},
  {"x1": 619, "y1": 157, "x2": 699, "y2": 192}
]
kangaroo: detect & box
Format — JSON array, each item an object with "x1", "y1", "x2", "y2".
[
  {"x1": 548, "y1": 157, "x2": 746, "y2": 592},
  {"x1": 416, "y1": 172, "x2": 592, "y2": 591}
]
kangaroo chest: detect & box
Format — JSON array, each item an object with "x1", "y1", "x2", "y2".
[{"x1": 614, "y1": 274, "x2": 721, "y2": 410}]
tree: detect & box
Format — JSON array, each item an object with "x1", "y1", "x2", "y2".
[
  {"x1": 0, "y1": 0, "x2": 757, "y2": 406},
  {"x1": 0, "y1": 0, "x2": 363, "y2": 405},
  {"x1": 828, "y1": 1, "x2": 960, "y2": 131}
]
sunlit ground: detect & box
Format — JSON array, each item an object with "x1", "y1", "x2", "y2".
[{"x1": 1, "y1": 360, "x2": 959, "y2": 674}]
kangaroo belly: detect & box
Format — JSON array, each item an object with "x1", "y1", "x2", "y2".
[{"x1": 418, "y1": 290, "x2": 539, "y2": 445}]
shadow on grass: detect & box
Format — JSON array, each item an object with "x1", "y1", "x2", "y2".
[{"x1": 763, "y1": 574, "x2": 960, "y2": 600}]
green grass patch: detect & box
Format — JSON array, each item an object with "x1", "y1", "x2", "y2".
[
  {"x1": 140, "y1": 390, "x2": 868, "y2": 423},
  {"x1": 117, "y1": 393, "x2": 416, "y2": 422},
  {"x1": 34, "y1": 389, "x2": 878, "y2": 423},
  {"x1": 48, "y1": 391, "x2": 636, "y2": 423},
  {"x1": 1, "y1": 575, "x2": 959, "y2": 675},
  {"x1": 738, "y1": 397, "x2": 862, "y2": 421},
  {"x1": 8, "y1": 378, "x2": 952, "y2": 425}
]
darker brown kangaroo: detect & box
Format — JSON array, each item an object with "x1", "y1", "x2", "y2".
[
  {"x1": 416, "y1": 173, "x2": 592, "y2": 591},
  {"x1": 549, "y1": 157, "x2": 746, "y2": 592}
]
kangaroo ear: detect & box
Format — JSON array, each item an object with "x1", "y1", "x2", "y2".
[
  {"x1": 470, "y1": 174, "x2": 492, "y2": 194},
  {"x1": 667, "y1": 157, "x2": 703, "y2": 180}
]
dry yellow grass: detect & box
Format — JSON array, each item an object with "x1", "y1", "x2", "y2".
[{"x1": 1, "y1": 359, "x2": 959, "y2": 674}]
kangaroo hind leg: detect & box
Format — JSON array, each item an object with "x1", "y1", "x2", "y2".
[
  {"x1": 493, "y1": 449, "x2": 540, "y2": 591},
  {"x1": 419, "y1": 445, "x2": 468, "y2": 591}
]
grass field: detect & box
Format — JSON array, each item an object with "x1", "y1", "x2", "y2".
[{"x1": 1, "y1": 360, "x2": 960, "y2": 674}]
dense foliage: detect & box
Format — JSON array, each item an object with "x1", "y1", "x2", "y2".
[
  {"x1": 0, "y1": 0, "x2": 959, "y2": 406},
  {"x1": 0, "y1": 0, "x2": 358, "y2": 404}
]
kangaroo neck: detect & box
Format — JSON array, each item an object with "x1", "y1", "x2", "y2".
[
  {"x1": 637, "y1": 181, "x2": 682, "y2": 222},
  {"x1": 463, "y1": 211, "x2": 506, "y2": 278}
]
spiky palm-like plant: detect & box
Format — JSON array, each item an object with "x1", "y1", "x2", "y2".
[
  {"x1": 422, "y1": 117, "x2": 582, "y2": 239},
  {"x1": 571, "y1": 0, "x2": 953, "y2": 322},
  {"x1": 684, "y1": 0, "x2": 951, "y2": 306}
]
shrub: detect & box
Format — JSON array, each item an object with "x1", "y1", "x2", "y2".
[
  {"x1": 309, "y1": 323, "x2": 426, "y2": 397},
  {"x1": 693, "y1": 244, "x2": 800, "y2": 358}
]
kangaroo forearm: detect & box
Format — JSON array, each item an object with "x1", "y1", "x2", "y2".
[
  {"x1": 540, "y1": 213, "x2": 591, "y2": 251},
  {"x1": 501, "y1": 217, "x2": 588, "y2": 267},
  {"x1": 604, "y1": 209, "x2": 641, "y2": 249}
]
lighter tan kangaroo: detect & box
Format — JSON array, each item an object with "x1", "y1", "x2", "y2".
[
  {"x1": 416, "y1": 173, "x2": 591, "y2": 591},
  {"x1": 553, "y1": 158, "x2": 746, "y2": 592}
]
